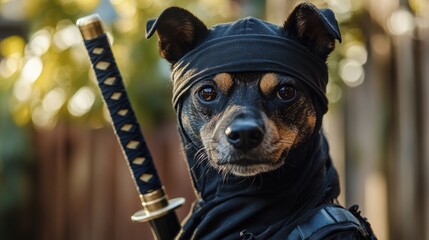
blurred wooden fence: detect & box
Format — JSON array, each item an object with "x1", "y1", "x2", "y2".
[
  {"x1": 343, "y1": 4, "x2": 429, "y2": 240},
  {"x1": 33, "y1": 121, "x2": 195, "y2": 240}
]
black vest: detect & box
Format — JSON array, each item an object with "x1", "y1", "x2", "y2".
[{"x1": 240, "y1": 204, "x2": 377, "y2": 240}]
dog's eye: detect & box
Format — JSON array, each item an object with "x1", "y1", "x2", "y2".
[
  {"x1": 277, "y1": 85, "x2": 296, "y2": 100},
  {"x1": 199, "y1": 86, "x2": 217, "y2": 102}
]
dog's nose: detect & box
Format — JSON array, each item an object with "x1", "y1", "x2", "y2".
[{"x1": 225, "y1": 119, "x2": 264, "y2": 150}]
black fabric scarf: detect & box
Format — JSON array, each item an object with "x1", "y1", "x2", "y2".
[
  {"x1": 171, "y1": 17, "x2": 330, "y2": 114},
  {"x1": 172, "y1": 17, "x2": 340, "y2": 239}
]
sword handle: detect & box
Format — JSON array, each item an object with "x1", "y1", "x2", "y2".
[
  {"x1": 78, "y1": 15, "x2": 162, "y2": 194},
  {"x1": 77, "y1": 15, "x2": 184, "y2": 240}
]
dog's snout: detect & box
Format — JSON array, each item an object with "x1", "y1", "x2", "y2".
[{"x1": 225, "y1": 119, "x2": 264, "y2": 151}]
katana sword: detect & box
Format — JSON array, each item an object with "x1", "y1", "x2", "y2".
[{"x1": 76, "y1": 14, "x2": 185, "y2": 240}]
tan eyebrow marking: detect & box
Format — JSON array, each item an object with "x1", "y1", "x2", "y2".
[
  {"x1": 259, "y1": 73, "x2": 280, "y2": 96},
  {"x1": 307, "y1": 112, "x2": 316, "y2": 130},
  {"x1": 213, "y1": 73, "x2": 233, "y2": 94}
]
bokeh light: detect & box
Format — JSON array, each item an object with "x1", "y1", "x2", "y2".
[
  {"x1": 19, "y1": 56, "x2": 43, "y2": 84},
  {"x1": 42, "y1": 88, "x2": 66, "y2": 113},
  {"x1": 388, "y1": 8, "x2": 415, "y2": 35},
  {"x1": 340, "y1": 58, "x2": 365, "y2": 87},
  {"x1": 53, "y1": 22, "x2": 82, "y2": 51},
  {"x1": 345, "y1": 44, "x2": 367, "y2": 65},
  {"x1": 0, "y1": 54, "x2": 21, "y2": 79},
  {"x1": 371, "y1": 34, "x2": 391, "y2": 57},
  {"x1": 0, "y1": 35, "x2": 25, "y2": 56},
  {"x1": 29, "y1": 29, "x2": 52, "y2": 56},
  {"x1": 67, "y1": 86, "x2": 96, "y2": 117}
]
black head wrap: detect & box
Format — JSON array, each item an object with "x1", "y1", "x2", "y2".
[
  {"x1": 147, "y1": 4, "x2": 342, "y2": 239},
  {"x1": 170, "y1": 17, "x2": 330, "y2": 114}
]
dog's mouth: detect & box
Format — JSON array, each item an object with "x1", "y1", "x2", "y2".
[
  {"x1": 216, "y1": 158, "x2": 266, "y2": 166},
  {"x1": 205, "y1": 143, "x2": 290, "y2": 176},
  {"x1": 213, "y1": 156, "x2": 286, "y2": 176}
]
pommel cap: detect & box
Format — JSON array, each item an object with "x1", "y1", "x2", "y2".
[{"x1": 77, "y1": 14, "x2": 105, "y2": 40}]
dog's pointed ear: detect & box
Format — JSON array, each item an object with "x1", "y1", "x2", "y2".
[
  {"x1": 146, "y1": 7, "x2": 209, "y2": 64},
  {"x1": 284, "y1": 2, "x2": 342, "y2": 61}
]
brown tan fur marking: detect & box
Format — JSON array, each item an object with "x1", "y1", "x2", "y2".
[
  {"x1": 259, "y1": 73, "x2": 280, "y2": 96},
  {"x1": 273, "y1": 94, "x2": 317, "y2": 151},
  {"x1": 307, "y1": 112, "x2": 316, "y2": 130},
  {"x1": 213, "y1": 73, "x2": 233, "y2": 94}
]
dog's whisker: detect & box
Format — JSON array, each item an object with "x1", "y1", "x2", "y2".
[
  {"x1": 190, "y1": 151, "x2": 203, "y2": 171},
  {"x1": 238, "y1": 175, "x2": 249, "y2": 184},
  {"x1": 194, "y1": 149, "x2": 207, "y2": 164},
  {"x1": 221, "y1": 170, "x2": 228, "y2": 186},
  {"x1": 242, "y1": 176, "x2": 253, "y2": 191},
  {"x1": 203, "y1": 163, "x2": 212, "y2": 176},
  {"x1": 255, "y1": 175, "x2": 262, "y2": 190}
]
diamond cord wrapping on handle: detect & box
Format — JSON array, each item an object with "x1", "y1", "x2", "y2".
[{"x1": 83, "y1": 31, "x2": 162, "y2": 195}]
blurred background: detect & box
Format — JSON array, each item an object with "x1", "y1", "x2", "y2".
[{"x1": 0, "y1": 0, "x2": 427, "y2": 239}]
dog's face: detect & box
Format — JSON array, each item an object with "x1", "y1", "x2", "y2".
[
  {"x1": 181, "y1": 72, "x2": 316, "y2": 176},
  {"x1": 147, "y1": 3, "x2": 340, "y2": 176}
]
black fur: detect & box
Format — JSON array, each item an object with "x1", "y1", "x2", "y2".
[{"x1": 146, "y1": 7, "x2": 209, "y2": 64}]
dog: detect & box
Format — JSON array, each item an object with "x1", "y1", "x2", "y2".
[{"x1": 147, "y1": 2, "x2": 376, "y2": 239}]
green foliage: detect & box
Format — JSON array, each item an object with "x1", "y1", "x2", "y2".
[{"x1": 1, "y1": 0, "x2": 234, "y2": 130}]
